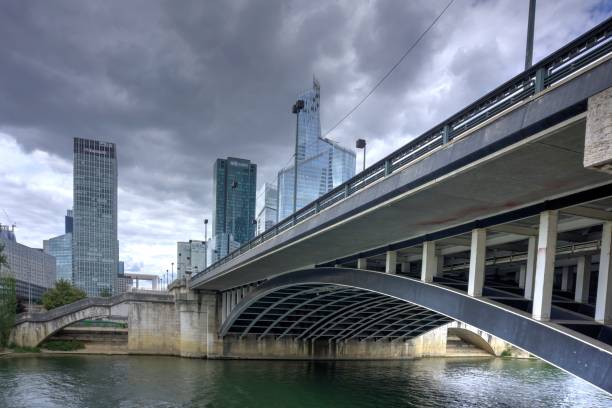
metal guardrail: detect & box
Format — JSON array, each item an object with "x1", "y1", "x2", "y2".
[{"x1": 194, "y1": 18, "x2": 612, "y2": 281}]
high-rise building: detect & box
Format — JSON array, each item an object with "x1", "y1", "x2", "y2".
[
  {"x1": 212, "y1": 157, "x2": 257, "y2": 254},
  {"x1": 207, "y1": 233, "x2": 240, "y2": 266},
  {"x1": 72, "y1": 137, "x2": 119, "y2": 296},
  {"x1": 256, "y1": 183, "x2": 278, "y2": 235},
  {"x1": 177, "y1": 240, "x2": 207, "y2": 278},
  {"x1": 65, "y1": 209, "x2": 73, "y2": 234},
  {"x1": 43, "y1": 209, "x2": 73, "y2": 282},
  {"x1": 1, "y1": 224, "x2": 56, "y2": 303},
  {"x1": 277, "y1": 78, "x2": 356, "y2": 221}
]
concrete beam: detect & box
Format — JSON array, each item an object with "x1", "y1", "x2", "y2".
[
  {"x1": 421, "y1": 242, "x2": 436, "y2": 283},
  {"x1": 562, "y1": 206, "x2": 612, "y2": 221},
  {"x1": 489, "y1": 224, "x2": 538, "y2": 236},
  {"x1": 468, "y1": 229, "x2": 487, "y2": 297},
  {"x1": 575, "y1": 255, "x2": 591, "y2": 303},
  {"x1": 385, "y1": 250, "x2": 397, "y2": 274},
  {"x1": 595, "y1": 221, "x2": 612, "y2": 324},
  {"x1": 532, "y1": 210, "x2": 559, "y2": 321}
]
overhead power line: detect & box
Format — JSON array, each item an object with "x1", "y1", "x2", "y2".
[{"x1": 323, "y1": 0, "x2": 455, "y2": 138}]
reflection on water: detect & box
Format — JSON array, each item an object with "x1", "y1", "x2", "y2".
[{"x1": 0, "y1": 356, "x2": 610, "y2": 407}]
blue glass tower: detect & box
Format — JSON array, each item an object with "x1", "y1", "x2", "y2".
[
  {"x1": 277, "y1": 79, "x2": 356, "y2": 221},
  {"x1": 212, "y1": 157, "x2": 257, "y2": 250}
]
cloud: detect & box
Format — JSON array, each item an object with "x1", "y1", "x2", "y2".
[{"x1": 0, "y1": 0, "x2": 609, "y2": 276}]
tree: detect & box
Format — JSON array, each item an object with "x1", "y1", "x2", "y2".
[
  {"x1": 42, "y1": 279, "x2": 86, "y2": 310},
  {"x1": 0, "y1": 275, "x2": 16, "y2": 347}
]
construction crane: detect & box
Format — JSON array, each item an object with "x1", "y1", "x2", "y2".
[{"x1": 1, "y1": 208, "x2": 16, "y2": 230}]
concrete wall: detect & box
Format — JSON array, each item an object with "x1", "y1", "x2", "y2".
[
  {"x1": 219, "y1": 322, "x2": 519, "y2": 360},
  {"x1": 127, "y1": 301, "x2": 178, "y2": 355}
]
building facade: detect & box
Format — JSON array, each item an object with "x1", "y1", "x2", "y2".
[
  {"x1": 0, "y1": 225, "x2": 56, "y2": 303},
  {"x1": 207, "y1": 233, "x2": 240, "y2": 266},
  {"x1": 43, "y1": 232, "x2": 72, "y2": 282},
  {"x1": 212, "y1": 157, "x2": 257, "y2": 257},
  {"x1": 277, "y1": 79, "x2": 356, "y2": 221},
  {"x1": 72, "y1": 137, "x2": 119, "y2": 296},
  {"x1": 256, "y1": 183, "x2": 278, "y2": 235},
  {"x1": 43, "y1": 209, "x2": 74, "y2": 282},
  {"x1": 177, "y1": 240, "x2": 207, "y2": 278}
]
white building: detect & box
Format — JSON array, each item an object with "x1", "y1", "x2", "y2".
[
  {"x1": 177, "y1": 240, "x2": 207, "y2": 278},
  {"x1": 256, "y1": 182, "x2": 278, "y2": 235}
]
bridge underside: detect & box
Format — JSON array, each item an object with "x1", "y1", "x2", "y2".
[
  {"x1": 220, "y1": 268, "x2": 612, "y2": 393},
  {"x1": 223, "y1": 284, "x2": 451, "y2": 342}
]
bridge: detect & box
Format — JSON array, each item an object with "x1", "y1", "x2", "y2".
[
  {"x1": 10, "y1": 18, "x2": 612, "y2": 395},
  {"x1": 189, "y1": 19, "x2": 612, "y2": 392}
]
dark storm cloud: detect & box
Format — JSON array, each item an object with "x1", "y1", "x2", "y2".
[{"x1": 0, "y1": 0, "x2": 609, "y2": 274}]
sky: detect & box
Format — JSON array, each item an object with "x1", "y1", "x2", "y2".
[{"x1": 0, "y1": 0, "x2": 610, "y2": 279}]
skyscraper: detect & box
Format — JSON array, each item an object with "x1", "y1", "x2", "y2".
[
  {"x1": 212, "y1": 157, "x2": 257, "y2": 257},
  {"x1": 277, "y1": 78, "x2": 356, "y2": 221},
  {"x1": 177, "y1": 240, "x2": 207, "y2": 278},
  {"x1": 43, "y1": 209, "x2": 73, "y2": 282},
  {"x1": 256, "y1": 183, "x2": 278, "y2": 235},
  {"x1": 72, "y1": 137, "x2": 118, "y2": 296}
]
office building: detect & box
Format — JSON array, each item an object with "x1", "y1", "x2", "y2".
[
  {"x1": 177, "y1": 240, "x2": 207, "y2": 278},
  {"x1": 212, "y1": 157, "x2": 257, "y2": 257},
  {"x1": 277, "y1": 78, "x2": 356, "y2": 221},
  {"x1": 0, "y1": 224, "x2": 56, "y2": 303},
  {"x1": 43, "y1": 209, "x2": 74, "y2": 282},
  {"x1": 256, "y1": 183, "x2": 278, "y2": 235},
  {"x1": 72, "y1": 137, "x2": 119, "y2": 296},
  {"x1": 207, "y1": 233, "x2": 240, "y2": 266}
]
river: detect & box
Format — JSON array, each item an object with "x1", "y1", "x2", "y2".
[{"x1": 0, "y1": 355, "x2": 610, "y2": 407}]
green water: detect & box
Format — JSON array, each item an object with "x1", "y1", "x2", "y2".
[{"x1": 0, "y1": 356, "x2": 610, "y2": 407}]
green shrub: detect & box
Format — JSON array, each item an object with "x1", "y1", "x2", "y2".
[
  {"x1": 500, "y1": 349, "x2": 512, "y2": 357},
  {"x1": 42, "y1": 280, "x2": 86, "y2": 310},
  {"x1": 12, "y1": 346, "x2": 40, "y2": 353},
  {"x1": 42, "y1": 340, "x2": 85, "y2": 351}
]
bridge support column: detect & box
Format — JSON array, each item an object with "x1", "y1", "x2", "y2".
[
  {"x1": 518, "y1": 265, "x2": 526, "y2": 289},
  {"x1": 532, "y1": 210, "x2": 558, "y2": 321},
  {"x1": 421, "y1": 241, "x2": 436, "y2": 283},
  {"x1": 468, "y1": 228, "x2": 486, "y2": 297},
  {"x1": 575, "y1": 255, "x2": 591, "y2": 303},
  {"x1": 595, "y1": 221, "x2": 612, "y2": 324},
  {"x1": 524, "y1": 236, "x2": 537, "y2": 300},
  {"x1": 561, "y1": 266, "x2": 570, "y2": 292},
  {"x1": 385, "y1": 250, "x2": 397, "y2": 274},
  {"x1": 176, "y1": 288, "x2": 222, "y2": 358},
  {"x1": 401, "y1": 262, "x2": 410, "y2": 273},
  {"x1": 435, "y1": 255, "x2": 444, "y2": 278},
  {"x1": 357, "y1": 257, "x2": 368, "y2": 270}
]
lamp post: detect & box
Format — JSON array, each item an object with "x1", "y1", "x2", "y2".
[
  {"x1": 292, "y1": 99, "x2": 305, "y2": 214},
  {"x1": 356, "y1": 139, "x2": 367, "y2": 171},
  {"x1": 525, "y1": 0, "x2": 536, "y2": 70},
  {"x1": 204, "y1": 218, "x2": 209, "y2": 241},
  {"x1": 229, "y1": 180, "x2": 238, "y2": 253},
  {"x1": 166, "y1": 269, "x2": 169, "y2": 289}
]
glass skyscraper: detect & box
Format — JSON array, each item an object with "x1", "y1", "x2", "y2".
[
  {"x1": 256, "y1": 182, "x2": 278, "y2": 235},
  {"x1": 277, "y1": 78, "x2": 356, "y2": 221},
  {"x1": 72, "y1": 137, "x2": 118, "y2": 296},
  {"x1": 212, "y1": 157, "x2": 257, "y2": 257},
  {"x1": 44, "y1": 209, "x2": 73, "y2": 282}
]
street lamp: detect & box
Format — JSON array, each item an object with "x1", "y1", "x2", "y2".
[
  {"x1": 356, "y1": 139, "x2": 367, "y2": 171},
  {"x1": 229, "y1": 180, "x2": 238, "y2": 251},
  {"x1": 292, "y1": 99, "x2": 305, "y2": 214},
  {"x1": 204, "y1": 218, "x2": 209, "y2": 242}
]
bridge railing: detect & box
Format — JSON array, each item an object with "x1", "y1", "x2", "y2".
[{"x1": 193, "y1": 18, "x2": 612, "y2": 281}]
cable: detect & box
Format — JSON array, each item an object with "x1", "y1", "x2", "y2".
[{"x1": 323, "y1": 0, "x2": 455, "y2": 137}]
